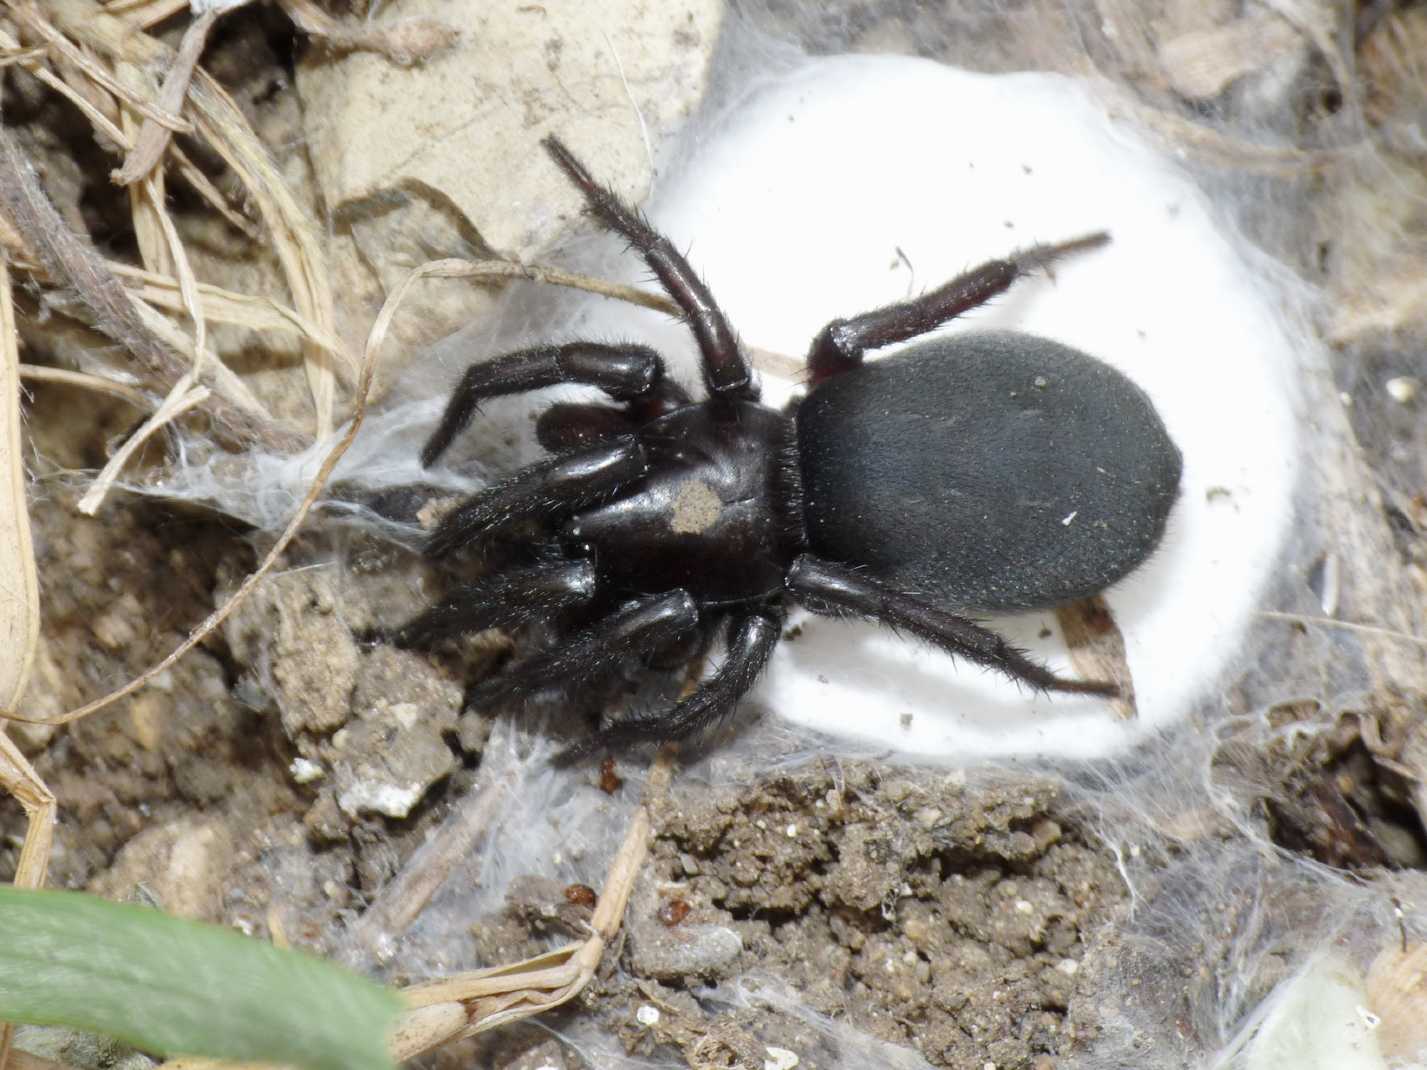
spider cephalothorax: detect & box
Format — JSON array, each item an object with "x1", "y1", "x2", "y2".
[{"x1": 395, "y1": 136, "x2": 1182, "y2": 755}]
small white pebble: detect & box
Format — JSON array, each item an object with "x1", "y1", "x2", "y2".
[
  {"x1": 1057, "y1": 958, "x2": 1079, "y2": 976},
  {"x1": 985, "y1": 1062, "x2": 998, "y2": 1070},
  {"x1": 289, "y1": 757, "x2": 324, "y2": 783},
  {"x1": 1387, "y1": 376, "x2": 1419, "y2": 403},
  {"x1": 636, "y1": 1004, "x2": 660, "y2": 1027},
  {"x1": 756, "y1": 819, "x2": 768, "y2": 830},
  {"x1": 785, "y1": 823, "x2": 799, "y2": 837},
  {"x1": 1061, "y1": 510, "x2": 1078, "y2": 526},
  {"x1": 1014, "y1": 899, "x2": 1034, "y2": 914},
  {"x1": 764, "y1": 1047, "x2": 800, "y2": 1070}
]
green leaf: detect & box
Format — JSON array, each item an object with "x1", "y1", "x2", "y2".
[{"x1": 0, "y1": 887, "x2": 399, "y2": 1070}]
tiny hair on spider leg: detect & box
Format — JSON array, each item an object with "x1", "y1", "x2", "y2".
[{"x1": 394, "y1": 135, "x2": 1181, "y2": 755}]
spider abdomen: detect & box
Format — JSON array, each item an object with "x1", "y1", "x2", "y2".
[{"x1": 795, "y1": 330, "x2": 1182, "y2": 612}]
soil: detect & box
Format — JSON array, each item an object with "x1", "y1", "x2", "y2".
[
  {"x1": 4, "y1": 428, "x2": 1132, "y2": 1068},
  {"x1": 8, "y1": 4, "x2": 1427, "y2": 1070}
]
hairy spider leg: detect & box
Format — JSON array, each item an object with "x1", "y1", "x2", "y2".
[
  {"x1": 543, "y1": 135, "x2": 758, "y2": 401},
  {"x1": 785, "y1": 555, "x2": 1118, "y2": 697},
  {"x1": 393, "y1": 559, "x2": 598, "y2": 650},
  {"x1": 427, "y1": 437, "x2": 647, "y2": 559},
  {"x1": 806, "y1": 232, "x2": 1111, "y2": 383},
  {"x1": 535, "y1": 402, "x2": 644, "y2": 453},
  {"x1": 420, "y1": 342, "x2": 690, "y2": 468},
  {"x1": 561, "y1": 607, "x2": 784, "y2": 758},
  {"x1": 467, "y1": 590, "x2": 701, "y2": 706}
]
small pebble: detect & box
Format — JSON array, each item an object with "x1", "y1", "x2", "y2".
[{"x1": 1386, "y1": 376, "x2": 1419, "y2": 403}]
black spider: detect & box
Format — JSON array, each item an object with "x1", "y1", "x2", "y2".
[{"x1": 395, "y1": 136, "x2": 1182, "y2": 756}]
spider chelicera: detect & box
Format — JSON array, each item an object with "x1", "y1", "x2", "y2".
[{"x1": 395, "y1": 136, "x2": 1182, "y2": 756}]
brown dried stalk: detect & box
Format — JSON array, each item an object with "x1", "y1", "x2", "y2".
[
  {"x1": 0, "y1": 123, "x2": 304, "y2": 452},
  {"x1": 36, "y1": 0, "x2": 345, "y2": 436}
]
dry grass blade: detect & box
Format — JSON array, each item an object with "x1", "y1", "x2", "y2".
[
  {"x1": 0, "y1": 23, "x2": 257, "y2": 241},
  {"x1": 0, "y1": 122, "x2": 177, "y2": 386},
  {"x1": 112, "y1": 8, "x2": 218, "y2": 187},
  {"x1": 367, "y1": 256, "x2": 680, "y2": 318},
  {"x1": 0, "y1": 258, "x2": 37, "y2": 713},
  {"x1": 77, "y1": 374, "x2": 210, "y2": 516},
  {"x1": 0, "y1": 250, "x2": 491, "y2": 730},
  {"x1": 44, "y1": 0, "x2": 346, "y2": 436},
  {"x1": 16, "y1": 365, "x2": 150, "y2": 409},
  {"x1": 395, "y1": 747, "x2": 676, "y2": 1056},
  {"x1": 111, "y1": 263, "x2": 345, "y2": 354},
  {"x1": 0, "y1": 271, "x2": 378, "y2": 727},
  {"x1": 142, "y1": 174, "x2": 208, "y2": 374},
  {"x1": 0, "y1": 122, "x2": 298, "y2": 452},
  {"x1": 14, "y1": 5, "x2": 192, "y2": 133},
  {"x1": 103, "y1": 0, "x2": 189, "y2": 30},
  {"x1": 0, "y1": 25, "x2": 129, "y2": 147},
  {"x1": 0, "y1": 255, "x2": 54, "y2": 1070}
]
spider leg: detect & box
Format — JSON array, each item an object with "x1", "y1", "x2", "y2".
[
  {"x1": 561, "y1": 607, "x2": 783, "y2": 758},
  {"x1": 422, "y1": 342, "x2": 689, "y2": 467},
  {"x1": 807, "y1": 233, "x2": 1110, "y2": 383},
  {"x1": 391, "y1": 559, "x2": 597, "y2": 650},
  {"x1": 468, "y1": 589, "x2": 701, "y2": 707},
  {"x1": 427, "y1": 436, "x2": 646, "y2": 559},
  {"x1": 785, "y1": 555, "x2": 1116, "y2": 697},
  {"x1": 536, "y1": 402, "x2": 640, "y2": 453},
  {"x1": 543, "y1": 136, "x2": 757, "y2": 401}
]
